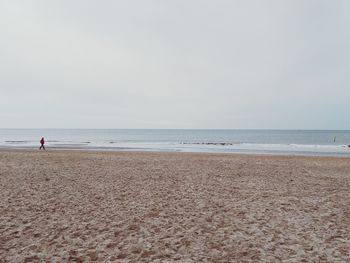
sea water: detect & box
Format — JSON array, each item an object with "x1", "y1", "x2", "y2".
[{"x1": 0, "y1": 129, "x2": 349, "y2": 156}]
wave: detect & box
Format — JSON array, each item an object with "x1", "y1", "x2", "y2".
[
  {"x1": 181, "y1": 142, "x2": 350, "y2": 148},
  {"x1": 5, "y1": 140, "x2": 30, "y2": 144},
  {"x1": 1, "y1": 140, "x2": 349, "y2": 156},
  {"x1": 181, "y1": 142, "x2": 235, "y2": 146},
  {"x1": 240, "y1": 143, "x2": 349, "y2": 149}
]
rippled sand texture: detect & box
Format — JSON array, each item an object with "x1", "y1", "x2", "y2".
[{"x1": 1, "y1": 150, "x2": 350, "y2": 262}]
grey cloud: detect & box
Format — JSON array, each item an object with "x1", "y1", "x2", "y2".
[{"x1": 0, "y1": 0, "x2": 349, "y2": 128}]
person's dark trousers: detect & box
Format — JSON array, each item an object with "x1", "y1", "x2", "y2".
[{"x1": 39, "y1": 144, "x2": 45, "y2": 150}]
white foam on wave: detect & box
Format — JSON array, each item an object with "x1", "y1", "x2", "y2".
[
  {"x1": 238, "y1": 143, "x2": 348, "y2": 150},
  {"x1": 177, "y1": 142, "x2": 350, "y2": 154},
  {"x1": 129, "y1": 142, "x2": 349, "y2": 156}
]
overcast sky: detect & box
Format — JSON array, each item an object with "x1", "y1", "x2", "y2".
[{"x1": 1, "y1": 0, "x2": 349, "y2": 129}]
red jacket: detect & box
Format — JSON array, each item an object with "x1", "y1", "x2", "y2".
[{"x1": 40, "y1": 138, "x2": 45, "y2": 144}]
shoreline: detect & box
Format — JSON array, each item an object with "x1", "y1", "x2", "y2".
[{"x1": 1, "y1": 146, "x2": 350, "y2": 158}]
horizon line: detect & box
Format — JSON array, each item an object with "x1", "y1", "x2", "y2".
[{"x1": 1, "y1": 128, "x2": 350, "y2": 131}]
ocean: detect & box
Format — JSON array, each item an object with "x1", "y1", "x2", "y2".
[{"x1": 1, "y1": 129, "x2": 350, "y2": 156}]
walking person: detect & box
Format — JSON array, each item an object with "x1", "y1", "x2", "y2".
[{"x1": 39, "y1": 137, "x2": 45, "y2": 150}]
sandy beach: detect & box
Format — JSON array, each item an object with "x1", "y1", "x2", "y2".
[{"x1": 0, "y1": 150, "x2": 349, "y2": 262}]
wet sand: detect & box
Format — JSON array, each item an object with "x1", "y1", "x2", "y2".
[{"x1": 0, "y1": 150, "x2": 350, "y2": 262}]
